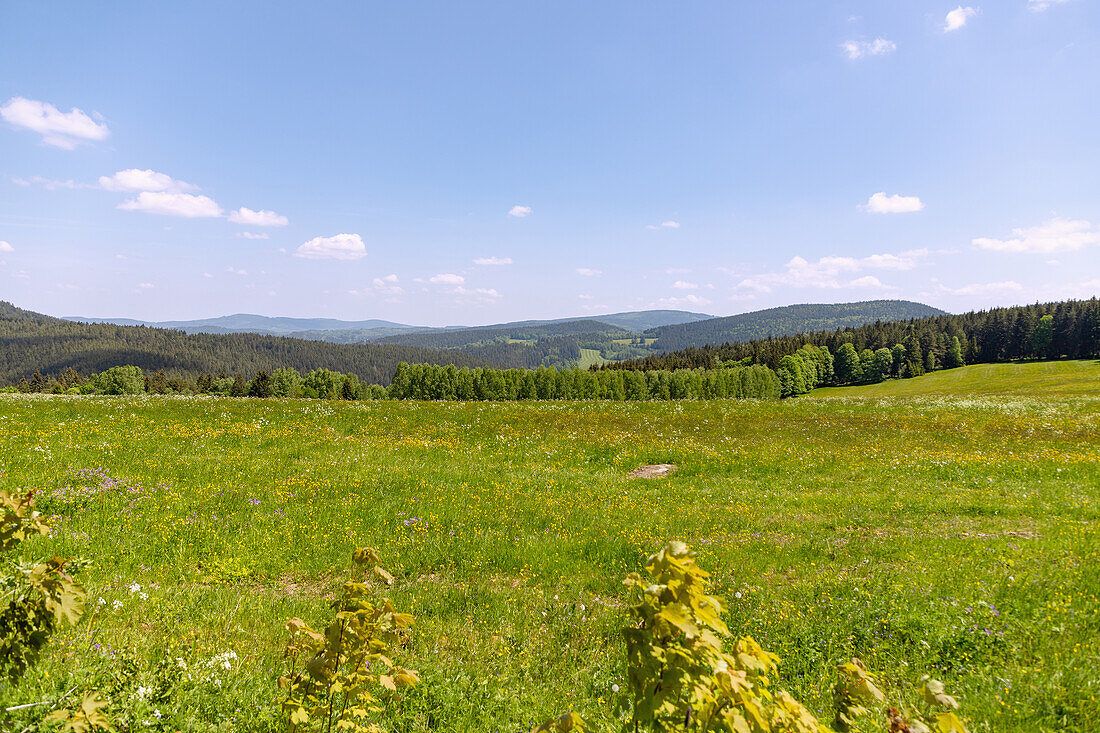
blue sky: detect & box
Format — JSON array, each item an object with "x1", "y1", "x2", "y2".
[{"x1": 1, "y1": 1, "x2": 1098, "y2": 326}]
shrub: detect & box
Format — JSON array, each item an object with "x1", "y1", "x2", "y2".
[
  {"x1": 90, "y1": 365, "x2": 145, "y2": 395},
  {"x1": 279, "y1": 547, "x2": 419, "y2": 732}
]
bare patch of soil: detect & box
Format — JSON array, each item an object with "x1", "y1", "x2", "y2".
[{"x1": 628, "y1": 463, "x2": 678, "y2": 478}]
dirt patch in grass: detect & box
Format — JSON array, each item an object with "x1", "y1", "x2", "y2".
[{"x1": 628, "y1": 463, "x2": 677, "y2": 478}]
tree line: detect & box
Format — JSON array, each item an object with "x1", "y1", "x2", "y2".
[
  {"x1": 5, "y1": 362, "x2": 781, "y2": 402},
  {"x1": 387, "y1": 362, "x2": 780, "y2": 401}
]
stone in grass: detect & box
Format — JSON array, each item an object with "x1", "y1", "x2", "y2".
[{"x1": 628, "y1": 464, "x2": 677, "y2": 478}]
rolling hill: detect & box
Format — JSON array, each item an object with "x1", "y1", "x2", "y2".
[
  {"x1": 1, "y1": 302, "x2": 489, "y2": 386},
  {"x1": 646, "y1": 300, "x2": 948, "y2": 351}
]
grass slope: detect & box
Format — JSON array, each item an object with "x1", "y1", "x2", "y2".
[
  {"x1": 2, "y1": 394, "x2": 1097, "y2": 731},
  {"x1": 810, "y1": 360, "x2": 1100, "y2": 398}
]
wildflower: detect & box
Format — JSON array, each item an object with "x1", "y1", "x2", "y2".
[
  {"x1": 128, "y1": 582, "x2": 141, "y2": 594},
  {"x1": 113, "y1": 600, "x2": 124, "y2": 610},
  {"x1": 612, "y1": 684, "x2": 620, "y2": 693}
]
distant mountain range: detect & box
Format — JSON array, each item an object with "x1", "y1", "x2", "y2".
[
  {"x1": 2, "y1": 300, "x2": 953, "y2": 381},
  {"x1": 64, "y1": 309, "x2": 714, "y2": 341}
]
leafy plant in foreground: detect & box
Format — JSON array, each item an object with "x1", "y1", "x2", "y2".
[
  {"x1": 536, "y1": 543, "x2": 975, "y2": 733},
  {"x1": 279, "y1": 547, "x2": 419, "y2": 732},
  {"x1": 0, "y1": 490, "x2": 87, "y2": 684}
]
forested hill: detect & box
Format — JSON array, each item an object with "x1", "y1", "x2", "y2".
[
  {"x1": 609, "y1": 299, "x2": 1100, "y2": 372},
  {"x1": 372, "y1": 319, "x2": 627, "y2": 348},
  {"x1": 0, "y1": 302, "x2": 490, "y2": 386},
  {"x1": 647, "y1": 300, "x2": 947, "y2": 351}
]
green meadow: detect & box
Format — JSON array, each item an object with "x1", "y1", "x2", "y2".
[
  {"x1": 809, "y1": 359, "x2": 1100, "y2": 398},
  {"x1": 1, "y1": 362, "x2": 1098, "y2": 731}
]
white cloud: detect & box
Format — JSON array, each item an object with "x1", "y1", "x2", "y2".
[
  {"x1": 0, "y1": 96, "x2": 109, "y2": 149},
  {"x1": 473, "y1": 256, "x2": 513, "y2": 266},
  {"x1": 863, "y1": 192, "x2": 924, "y2": 214},
  {"x1": 430, "y1": 273, "x2": 465, "y2": 285},
  {"x1": 508, "y1": 205, "x2": 532, "y2": 218},
  {"x1": 841, "y1": 38, "x2": 896, "y2": 60},
  {"x1": 226, "y1": 266, "x2": 248, "y2": 276},
  {"x1": 117, "y1": 192, "x2": 223, "y2": 218},
  {"x1": 294, "y1": 233, "x2": 367, "y2": 260},
  {"x1": 202, "y1": 272, "x2": 213, "y2": 278},
  {"x1": 938, "y1": 281, "x2": 1023, "y2": 296},
  {"x1": 1028, "y1": 0, "x2": 1071, "y2": 11},
  {"x1": 450, "y1": 286, "x2": 501, "y2": 303},
  {"x1": 576, "y1": 267, "x2": 602, "y2": 277},
  {"x1": 647, "y1": 220, "x2": 682, "y2": 230},
  {"x1": 652, "y1": 293, "x2": 711, "y2": 308},
  {"x1": 370, "y1": 274, "x2": 404, "y2": 298},
  {"x1": 973, "y1": 217, "x2": 1099, "y2": 254},
  {"x1": 228, "y1": 207, "x2": 288, "y2": 227},
  {"x1": 0, "y1": 241, "x2": 12, "y2": 252},
  {"x1": 137, "y1": 282, "x2": 154, "y2": 289},
  {"x1": 98, "y1": 169, "x2": 197, "y2": 193},
  {"x1": 236, "y1": 231, "x2": 270, "y2": 240},
  {"x1": 944, "y1": 6, "x2": 977, "y2": 31},
  {"x1": 672, "y1": 280, "x2": 698, "y2": 290},
  {"x1": 736, "y1": 250, "x2": 929, "y2": 293},
  {"x1": 848, "y1": 275, "x2": 896, "y2": 289},
  {"x1": 11, "y1": 270, "x2": 30, "y2": 279}
]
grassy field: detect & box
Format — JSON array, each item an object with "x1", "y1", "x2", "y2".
[
  {"x1": 1, "y1": 375, "x2": 1098, "y2": 730},
  {"x1": 810, "y1": 359, "x2": 1100, "y2": 398},
  {"x1": 577, "y1": 347, "x2": 610, "y2": 369}
]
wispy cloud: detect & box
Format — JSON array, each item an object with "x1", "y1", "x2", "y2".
[
  {"x1": 0, "y1": 96, "x2": 109, "y2": 149},
  {"x1": 973, "y1": 217, "x2": 1099, "y2": 254},
  {"x1": 576, "y1": 267, "x2": 602, "y2": 277},
  {"x1": 430, "y1": 273, "x2": 465, "y2": 285},
  {"x1": 473, "y1": 256, "x2": 513, "y2": 266},
  {"x1": 937, "y1": 280, "x2": 1023, "y2": 296},
  {"x1": 508, "y1": 205, "x2": 532, "y2": 218},
  {"x1": 1028, "y1": 0, "x2": 1071, "y2": 11},
  {"x1": 647, "y1": 220, "x2": 681, "y2": 230},
  {"x1": 294, "y1": 233, "x2": 367, "y2": 260},
  {"x1": 863, "y1": 192, "x2": 924, "y2": 214},
  {"x1": 235, "y1": 231, "x2": 270, "y2": 240},
  {"x1": 0, "y1": 241, "x2": 12, "y2": 252},
  {"x1": 11, "y1": 175, "x2": 81, "y2": 190},
  {"x1": 841, "y1": 38, "x2": 896, "y2": 60}
]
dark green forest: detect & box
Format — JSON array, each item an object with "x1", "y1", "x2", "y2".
[
  {"x1": 0, "y1": 302, "x2": 488, "y2": 386},
  {"x1": 610, "y1": 299, "x2": 1100, "y2": 373},
  {"x1": 644, "y1": 300, "x2": 946, "y2": 351}
]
